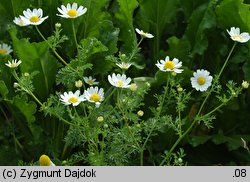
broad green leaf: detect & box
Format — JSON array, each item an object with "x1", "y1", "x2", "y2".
[
  {"x1": 167, "y1": 36, "x2": 191, "y2": 61},
  {"x1": 216, "y1": 0, "x2": 250, "y2": 31},
  {"x1": 9, "y1": 28, "x2": 58, "y2": 100},
  {"x1": 0, "y1": 80, "x2": 8, "y2": 98},
  {"x1": 13, "y1": 95, "x2": 37, "y2": 124},
  {"x1": 115, "y1": 0, "x2": 139, "y2": 52},
  {"x1": 185, "y1": 0, "x2": 217, "y2": 55},
  {"x1": 61, "y1": 0, "x2": 111, "y2": 38},
  {"x1": 188, "y1": 135, "x2": 212, "y2": 147},
  {"x1": 98, "y1": 20, "x2": 119, "y2": 55},
  {"x1": 136, "y1": 0, "x2": 179, "y2": 59}
]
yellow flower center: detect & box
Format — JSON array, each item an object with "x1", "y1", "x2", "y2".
[
  {"x1": 90, "y1": 94, "x2": 100, "y2": 102},
  {"x1": 232, "y1": 35, "x2": 243, "y2": 40},
  {"x1": 117, "y1": 81, "x2": 124, "y2": 87},
  {"x1": 0, "y1": 49, "x2": 7, "y2": 55},
  {"x1": 68, "y1": 97, "x2": 78, "y2": 103},
  {"x1": 67, "y1": 9, "x2": 77, "y2": 17},
  {"x1": 39, "y1": 155, "x2": 51, "y2": 166},
  {"x1": 29, "y1": 16, "x2": 40, "y2": 23},
  {"x1": 87, "y1": 80, "x2": 94, "y2": 85},
  {"x1": 164, "y1": 61, "x2": 175, "y2": 70},
  {"x1": 197, "y1": 77, "x2": 206, "y2": 85}
]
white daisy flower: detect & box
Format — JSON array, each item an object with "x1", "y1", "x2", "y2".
[
  {"x1": 108, "y1": 73, "x2": 132, "y2": 88},
  {"x1": 83, "y1": 76, "x2": 99, "y2": 85},
  {"x1": 5, "y1": 59, "x2": 22, "y2": 68},
  {"x1": 60, "y1": 90, "x2": 85, "y2": 106},
  {"x1": 13, "y1": 16, "x2": 29, "y2": 26},
  {"x1": 135, "y1": 28, "x2": 154, "y2": 38},
  {"x1": 191, "y1": 69, "x2": 213, "y2": 92},
  {"x1": 156, "y1": 56, "x2": 183, "y2": 73},
  {"x1": 20, "y1": 8, "x2": 48, "y2": 25},
  {"x1": 57, "y1": 3, "x2": 87, "y2": 19},
  {"x1": 0, "y1": 43, "x2": 13, "y2": 55},
  {"x1": 226, "y1": 27, "x2": 250, "y2": 43},
  {"x1": 84, "y1": 86, "x2": 104, "y2": 108},
  {"x1": 116, "y1": 62, "x2": 132, "y2": 70}
]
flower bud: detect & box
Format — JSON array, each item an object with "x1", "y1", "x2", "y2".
[
  {"x1": 55, "y1": 23, "x2": 61, "y2": 28},
  {"x1": 104, "y1": 124, "x2": 108, "y2": 128},
  {"x1": 177, "y1": 85, "x2": 183, "y2": 92},
  {"x1": 242, "y1": 80, "x2": 249, "y2": 89},
  {"x1": 24, "y1": 72, "x2": 29, "y2": 77},
  {"x1": 129, "y1": 83, "x2": 138, "y2": 91},
  {"x1": 137, "y1": 110, "x2": 144, "y2": 117},
  {"x1": 75, "y1": 80, "x2": 83, "y2": 88},
  {"x1": 171, "y1": 72, "x2": 177, "y2": 76},
  {"x1": 97, "y1": 116, "x2": 104, "y2": 122},
  {"x1": 13, "y1": 82, "x2": 19, "y2": 88}
]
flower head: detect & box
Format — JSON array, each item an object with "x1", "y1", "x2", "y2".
[
  {"x1": 0, "y1": 43, "x2": 13, "y2": 55},
  {"x1": 108, "y1": 73, "x2": 132, "y2": 88},
  {"x1": 84, "y1": 87, "x2": 104, "y2": 107},
  {"x1": 5, "y1": 59, "x2": 22, "y2": 68},
  {"x1": 227, "y1": 27, "x2": 250, "y2": 43},
  {"x1": 13, "y1": 16, "x2": 29, "y2": 26},
  {"x1": 39, "y1": 155, "x2": 55, "y2": 166},
  {"x1": 57, "y1": 3, "x2": 87, "y2": 19},
  {"x1": 156, "y1": 56, "x2": 183, "y2": 73},
  {"x1": 135, "y1": 28, "x2": 154, "y2": 38},
  {"x1": 191, "y1": 69, "x2": 213, "y2": 92},
  {"x1": 83, "y1": 76, "x2": 99, "y2": 85},
  {"x1": 60, "y1": 90, "x2": 85, "y2": 106},
  {"x1": 20, "y1": 8, "x2": 48, "y2": 25},
  {"x1": 116, "y1": 62, "x2": 132, "y2": 70}
]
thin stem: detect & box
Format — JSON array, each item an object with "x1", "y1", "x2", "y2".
[
  {"x1": 140, "y1": 76, "x2": 170, "y2": 165},
  {"x1": 159, "y1": 42, "x2": 238, "y2": 165},
  {"x1": 12, "y1": 70, "x2": 43, "y2": 106},
  {"x1": 35, "y1": 26, "x2": 68, "y2": 66},
  {"x1": 218, "y1": 42, "x2": 237, "y2": 78},
  {"x1": 140, "y1": 119, "x2": 156, "y2": 166},
  {"x1": 102, "y1": 88, "x2": 117, "y2": 106},
  {"x1": 178, "y1": 110, "x2": 182, "y2": 136},
  {"x1": 71, "y1": 19, "x2": 79, "y2": 53},
  {"x1": 11, "y1": 0, "x2": 16, "y2": 17}
]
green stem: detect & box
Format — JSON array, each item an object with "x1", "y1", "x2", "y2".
[
  {"x1": 159, "y1": 42, "x2": 238, "y2": 165},
  {"x1": 71, "y1": 19, "x2": 79, "y2": 53},
  {"x1": 12, "y1": 70, "x2": 43, "y2": 106},
  {"x1": 178, "y1": 110, "x2": 182, "y2": 136},
  {"x1": 102, "y1": 88, "x2": 117, "y2": 106},
  {"x1": 218, "y1": 42, "x2": 237, "y2": 78},
  {"x1": 11, "y1": 0, "x2": 16, "y2": 17},
  {"x1": 140, "y1": 77, "x2": 170, "y2": 165},
  {"x1": 35, "y1": 26, "x2": 68, "y2": 66}
]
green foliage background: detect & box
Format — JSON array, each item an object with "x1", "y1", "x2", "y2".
[{"x1": 0, "y1": 0, "x2": 250, "y2": 165}]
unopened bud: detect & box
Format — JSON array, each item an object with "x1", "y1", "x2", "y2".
[
  {"x1": 55, "y1": 23, "x2": 61, "y2": 28},
  {"x1": 177, "y1": 85, "x2": 183, "y2": 92},
  {"x1": 171, "y1": 72, "x2": 177, "y2": 76},
  {"x1": 137, "y1": 110, "x2": 144, "y2": 117},
  {"x1": 24, "y1": 72, "x2": 29, "y2": 77},
  {"x1": 97, "y1": 116, "x2": 104, "y2": 122},
  {"x1": 75, "y1": 80, "x2": 83, "y2": 88},
  {"x1": 13, "y1": 82, "x2": 19, "y2": 88},
  {"x1": 130, "y1": 83, "x2": 138, "y2": 91},
  {"x1": 242, "y1": 80, "x2": 249, "y2": 89}
]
